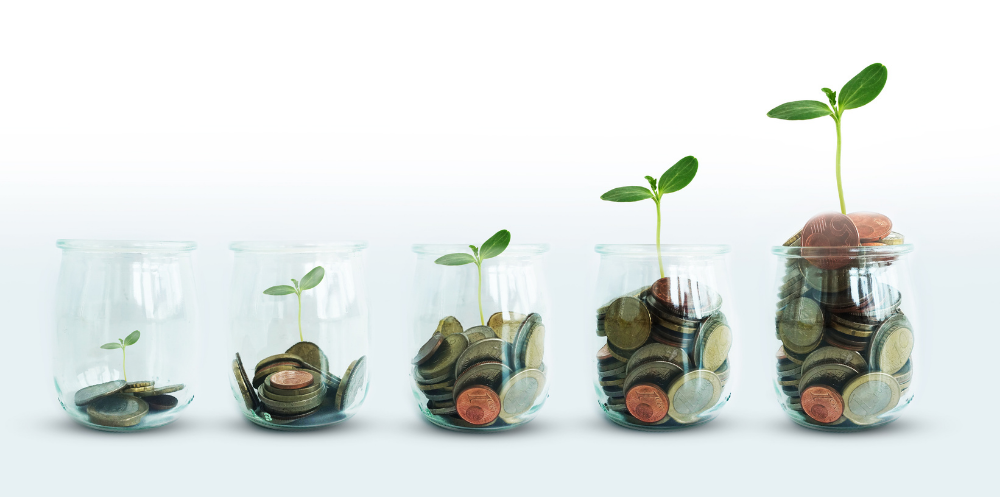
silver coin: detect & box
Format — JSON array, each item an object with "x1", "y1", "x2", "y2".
[
  {"x1": 463, "y1": 325, "x2": 497, "y2": 343},
  {"x1": 497, "y1": 368, "x2": 545, "y2": 423},
  {"x1": 74, "y1": 380, "x2": 127, "y2": 406},
  {"x1": 666, "y1": 370, "x2": 723, "y2": 424}
]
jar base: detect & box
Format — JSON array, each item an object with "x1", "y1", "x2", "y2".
[
  {"x1": 420, "y1": 409, "x2": 536, "y2": 433},
  {"x1": 242, "y1": 404, "x2": 358, "y2": 431},
  {"x1": 785, "y1": 411, "x2": 900, "y2": 432},
  {"x1": 63, "y1": 405, "x2": 183, "y2": 432},
  {"x1": 601, "y1": 405, "x2": 718, "y2": 431}
]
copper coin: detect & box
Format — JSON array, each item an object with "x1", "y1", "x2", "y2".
[
  {"x1": 801, "y1": 212, "x2": 860, "y2": 270},
  {"x1": 455, "y1": 384, "x2": 501, "y2": 425},
  {"x1": 625, "y1": 384, "x2": 669, "y2": 423},
  {"x1": 801, "y1": 384, "x2": 845, "y2": 423},
  {"x1": 269, "y1": 370, "x2": 314, "y2": 390},
  {"x1": 412, "y1": 332, "x2": 444, "y2": 365},
  {"x1": 649, "y1": 277, "x2": 721, "y2": 319},
  {"x1": 847, "y1": 212, "x2": 893, "y2": 242},
  {"x1": 596, "y1": 343, "x2": 614, "y2": 362},
  {"x1": 145, "y1": 394, "x2": 179, "y2": 411}
]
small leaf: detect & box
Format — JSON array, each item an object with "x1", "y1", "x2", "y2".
[
  {"x1": 100, "y1": 343, "x2": 122, "y2": 350},
  {"x1": 119, "y1": 338, "x2": 124, "y2": 344},
  {"x1": 263, "y1": 285, "x2": 297, "y2": 295},
  {"x1": 435, "y1": 253, "x2": 477, "y2": 266},
  {"x1": 644, "y1": 176, "x2": 657, "y2": 191},
  {"x1": 658, "y1": 156, "x2": 698, "y2": 194},
  {"x1": 600, "y1": 186, "x2": 654, "y2": 202},
  {"x1": 838, "y1": 63, "x2": 887, "y2": 111},
  {"x1": 290, "y1": 278, "x2": 299, "y2": 288},
  {"x1": 123, "y1": 330, "x2": 140, "y2": 346},
  {"x1": 821, "y1": 88, "x2": 836, "y2": 107},
  {"x1": 766, "y1": 100, "x2": 833, "y2": 120},
  {"x1": 298, "y1": 266, "x2": 325, "y2": 291},
  {"x1": 469, "y1": 245, "x2": 479, "y2": 257},
  {"x1": 480, "y1": 230, "x2": 511, "y2": 260}
]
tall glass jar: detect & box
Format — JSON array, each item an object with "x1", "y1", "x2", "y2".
[
  {"x1": 228, "y1": 242, "x2": 369, "y2": 430},
  {"x1": 594, "y1": 244, "x2": 736, "y2": 430},
  {"x1": 771, "y1": 244, "x2": 917, "y2": 431},
  {"x1": 409, "y1": 244, "x2": 551, "y2": 431},
  {"x1": 53, "y1": 240, "x2": 199, "y2": 432}
]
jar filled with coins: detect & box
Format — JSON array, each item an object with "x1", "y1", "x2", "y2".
[
  {"x1": 53, "y1": 240, "x2": 199, "y2": 431},
  {"x1": 594, "y1": 244, "x2": 736, "y2": 430},
  {"x1": 410, "y1": 243, "x2": 551, "y2": 431},
  {"x1": 228, "y1": 242, "x2": 370, "y2": 430}
]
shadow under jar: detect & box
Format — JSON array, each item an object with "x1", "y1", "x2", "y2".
[
  {"x1": 53, "y1": 240, "x2": 199, "y2": 432},
  {"x1": 594, "y1": 244, "x2": 736, "y2": 430},
  {"x1": 410, "y1": 244, "x2": 551, "y2": 432},
  {"x1": 229, "y1": 242, "x2": 370, "y2": 430},
  {"x1": 772, "y1": 244, "x2": 917, "y2": 431}
]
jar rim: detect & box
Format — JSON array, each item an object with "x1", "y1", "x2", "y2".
[
  {"x1": 771, "y1": 243, "x2": 914, "y2": 257},
  {"x1": 56, "y1": 239, "x2": 197, "y2": 252},
  {"x1": 595, "y1": 244, "x2": 731, "y2": 255},
  {"x1": 412, "y1": 243, "x2": 549, "y2": 256},
  {"x1": 230, "y1": 241, "x2": 368, "y2": 253}
]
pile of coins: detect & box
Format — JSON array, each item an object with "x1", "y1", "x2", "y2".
[
  {"x1": 596, "y1": 276, "x2": 732, "y2": 427},
  {"x1": 775, "y1": 211, "x2": 914, "y2": 428},
  {"x1": 232, "y1": 340, "x2": 366, "y2": 424},
  {"x1": 74, "y1": 379, "x2": 184, "y2": 428},
  {"x1": 412, "y1": 312, "x2": 547, "y2": 429}
]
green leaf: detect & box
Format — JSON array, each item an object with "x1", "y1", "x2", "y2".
[
  {"x1": 123, "y1": 330, "x2": 140, "y2": 346},
  {"x1": 263, "y1": 285, "x2": 297, "y2": 295},
  {"x1": 290, "y1": 278, "x2": 299, "y2": 288},
  {"x1": 838, "y1": 63, "x2": 887, "y2": 111},
  {"x1": 298, "y1": 266, "x2": 325, "y2": 291},
  {"x1": 821, "y1": 88, "x2": 836, "y2": 107},
  {"x1": 435, "y1": 253, "x2": 477, "y2": 266},
  {"x1": 600, "y1": 186, "x2": 654, "y2": 202},
  {"x1": 644, "y1": 176, "x2": 657, "y2": 191},
  {"x1": 469, "y1": 245, "x2": 479, "y2": 257},
  {"x1": 480, "y1": 230, "x2": 511, "y2": 260},
  {"x1": 100, "y1": 342, "x2": 122, "y2": 350},
  {"x1": 766, "y1": 100, "x2": 833, "y2": 120},
  {"x1": 658, "y1": 156, "x2": 698, "y2": 194}
]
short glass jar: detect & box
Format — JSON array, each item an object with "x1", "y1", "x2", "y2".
[
  {"x1": 594, "y1": 244, "x2": 735, "y2": 430},
  {"x1": 771, "y1": 244, "x2": 917, "y2": 431},
  {"x1": 228, "y1": 242, "x2": 369, "y2": 430},
  {"x1": 53, "y1": 240, "x2": 199, "y2": 432},
  {"x1": 409, "y1": 244, "x2": 551, "y2": 431}
]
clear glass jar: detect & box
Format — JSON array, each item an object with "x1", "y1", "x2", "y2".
[
  {"x1": 409, "y1": 244, "x2": 551, "y2": 431},
  {"x1": 594, "y1": 244, "x2": 736, "y2": 430},
  {"x1": 53, "y1": 240, "x2": 199, "y2": 432},
  {"x1": 228, "y1": 242, "x2": 370, "y2": 430},
  {"x1": 771, "y1": 244, "x2": 917, "y2": 431}
]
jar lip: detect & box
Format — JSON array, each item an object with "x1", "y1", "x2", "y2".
[
  {"x1": 230, "y1": 241, "x2": 368, "y2": 253},
  {"x1": 412, "y1": 243, "x2": 550, "y2": 256},
  {"x1": 595, "y1": 244, "x2": 731, "y2": 256},
  {"x1": 56, "y1": 239, "x2": 197, "y2": 252},
  {"x1": 771, "y1": 243, "x2": 914, "y2": 257}
]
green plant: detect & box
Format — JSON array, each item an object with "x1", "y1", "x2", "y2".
[
  {"x1": 767, "y1": 63, "x2": 888, "y2": 214},
  {"x1": 264, "y1": 266, "x2": 325, "y2": 342},
  {"x1": 600, "y1": 156, "x2": 699, "y2": 279},
  {"x1": 100, "y1": 330, "x2": 140, "y2": 382},
  {"x1": 435, "y1": 229, "x2": 511, "y2": 325}
]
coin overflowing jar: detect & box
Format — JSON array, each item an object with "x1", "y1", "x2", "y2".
[{"x1": 73, "y1": 379, "x2": 185, "y2": 428}]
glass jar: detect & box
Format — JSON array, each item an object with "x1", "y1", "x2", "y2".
[
  {"x1": 228, "y1": 242, "x2": 370, "y2": 430},
  {"x1": 409, "y1": 244, "x2": 551, "y2": 431},
  {"x1": 594, "y1": 244, "x2": 736, "y2": 430},
  {"x1": 771, "y1": 244, "x2": 917, "y2": 431},
  {"x1": 53, "y1": 240, "x2": 199, "y2": 432}
]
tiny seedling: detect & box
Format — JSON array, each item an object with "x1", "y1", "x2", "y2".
[
  {"x1": 435, "y1": 229, "x2": 511, "y2": 326},
  {"x1": 600, "y1": 156, "x2": 699, "y2": 279},
  {"x1": 100, "y1": 330, "x2": 140, "y2": 382},
  {"x1": 767, "y1": 63, "x2": 888, "y2": 214},
  {"x1": 264, "y1": 266, "x2": 325, "y2": 342}
]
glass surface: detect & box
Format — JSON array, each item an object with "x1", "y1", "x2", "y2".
[
  {"x1": 228, "y1": 241, "x2": 370, "y2": 430},
  {"x1": 409, "y1": 244, "x2": 551, "y2": 432},
  {"x1": 770, "y1": 244, "x2": 917, "y2": 431},
  {"x1": 593, "y1": 244, "x2": 736, "y2": 430},
  {"x1": 53, "y1": 240, "x2": 199, "y2": 432}
]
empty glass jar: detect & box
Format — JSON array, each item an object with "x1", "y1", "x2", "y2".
[
  {"x1": 53, "y1": 240, "x2": 199, "y2": 431},
  {"x1": 594, "y1": 244, "x2": 736, "y2": 430},
  {"x1": 228, "y1": 242, "x2": 370, "y2": 430},
  {"x1": 409, "y1": 244, "x2": 551, "y2": 431}
]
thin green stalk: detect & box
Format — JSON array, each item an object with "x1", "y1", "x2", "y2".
[
  {"x1": 297, "y1": 291, "x2": 303, "y2": 342},
  {"x1": 834, "y1": 114, "x2": 846, "y2": 214},
  {"x1": 122, "y1": 350, "x2": 127, "y2": 382},
  {"x1": 654, "y1": 198, "x2": 664, "y2": 278},
  {"x1": 477, "y1": 261, "x2": 485, "y2": 325}
]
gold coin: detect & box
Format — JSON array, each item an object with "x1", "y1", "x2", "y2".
[
  {"x1": 488, "y1": 311, "x2": 526, "y2": 341},
  {"x1": 841, "y1": 372, "x2": 900, "y2": 425},
  {"x1": 828, "y1": 320, "x2": 873, "y2": 338},
  {"x1": 122, "y1": 385, "x2": 155, "y2": 394},
  {"x1": 604, "y1": 296, "x2": 652, "y2": 351},
  {"x1": 417, "y1": 333, "x2": 468, "y2": 381},
  {"x1": 783, "y1": 231, "x2": 802, "y2": 247},
  {"x1": 522, "y1": 324, "x2": 545, "y2": 369},
  {"x1": 232, "y1": 359, "x2": 254, "y2": 410},
  {"x1": 872, "y1": 316, "x2": 913, "y2": 374},
  {"x1": 694, "y1": 314, "x2": 731, "y2": 371},
  {"x1": 126, "y1": 380, "x2": 154, "y2": 389},
  {"x1": 254, "y1": 353, "x2": 307, "y2": 373},
  {"x1": 777, "y1": 297, "x2": 824, "y2": 350},
  {"x1": 878, "y1": 232, "x2": 905, "y2": 245},
  {"x1": 800, "y1": 346, "x2": 868, "y2": 375},
  {"x1": 435, "y1": 316, "x2": 464, "y2": 336}
]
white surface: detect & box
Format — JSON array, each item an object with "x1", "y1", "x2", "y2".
[{"x1": 1, "y1": 1, "x2": 998, "y2": 496}]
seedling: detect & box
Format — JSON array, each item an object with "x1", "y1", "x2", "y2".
[
  {"x1": 600, "y1": 156, "x2": 699, "y2": 278},
  {"x1": 100, "y1": 330, "x2": 140, "y2": 382},
  {"x1": 435, "y1": 229, "x2": 511, "y2": 325},
  {"x1": 767, "y1": 63, "x2": 888, "y2": 214},
  {"x1": 264, "y1": 266, "x2": 325, "y2": 342}
]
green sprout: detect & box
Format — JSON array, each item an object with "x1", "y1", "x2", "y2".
[
  {"x1": 435, "y1": 230, "x2": 511, "y2": 326},
  {"x1": 600, "y1": 156, "x2": 699, "y2": 279},
  {"x1": 264, "y1": 266, "x2": 325, "y2": 342},
  {"x1": 100, "y1": 330, "x2": 140, "y2": 382},
  {"x1": 767, "y1": 63, "x2": 888, "y2": 214}
]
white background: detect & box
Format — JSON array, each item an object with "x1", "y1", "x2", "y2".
[{"x1": 1, "y1": 1, "x2": 998, "y2": 496}]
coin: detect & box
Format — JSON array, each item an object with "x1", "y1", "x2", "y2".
[
  {"x1": 800, "y1": 384, "x2": 844, "y2": 423},
  {"x1": 488, "y1": 311, "x2": 526, "y2": 342},
  {"x1": 436, "y1": 316, "x2": 465, "y2": 336},
  {"x1": 334, "y1": 356, "x2": 367, "y2": 411},
  {"x1": 783, "y1": 231, "x2": 803, "y2": 247},
  {"x1": 141, "y1": 383, "x2": 184, "y2": 396},
  {"x1": 513, "y1": 313, "x2": 544, "y2": 369},
  {"x1": 626, "y1": 343, "x2": 690, "y2": 374},
  {"x1": 454, "y1": 385, "x2": 502, "y2": 425},
  {"x1": 286, "y1": 341, "x2": 328, "y2": 373},
  {"x1": 418, "y1": 333, "x2": 468, "y2": 381},
  {"x1": 463, "y1": 325, "x2": 497, "y2": 343},
  {"x1": 649, "y1": 277, "x2": 722, "y2": 319},
  {"x1": 604, "y1": 297, "x2": 651, "y2": 351},
  {"x1": 799, "y1": 263, "x2": 852, "y2": 293},
  {"x1": 869, "y1": 313, "x2": 913, "y2": 374},
  {"x1": 253, "y1": 363, "x2": 300, "y2": 388},
  {"x1": 254, "y1": 353, "x2": 307, "y2": 373},
  {"x1": 694, "y1": 314, "x2": 732, "y2": 371},
  {"x1": 261, "y1": 383, "x2": 325, "y2": 403},
  {"x1": 800, "y1": 346, "x2": 868, "y2": 375},
  {"x1": 423, "y1": 388, "x2": 455, "y2": 402},
  {"x1": 145, "y1": 394, "x2": 179, "y2": 411},
  {"x1": 416, "y1": 380, "x2": 454, "y2": 392},
  {"x1": 74, "y1": 380, "x2": 128, "y2": 406},
  {"x1": 87, "y1": 394, "x2": 149, "y2": 427},
  {"x1": 841, "y1": 372, "x2": 901, "y2": 425},
  {"x1": 497, "y1": 369, "x2": 545, "y2": 423},
  {"x1": 232, "y1": 359, "x2": 255, "y2": 410},
  {"x1": 623, "y1": 360, "x2": 684, "y2": 394},
  {"x1": 879, "y1": 232, "x2": 904, "y2": 245},
  {"x1": 785, "y1": 396, "x2": 802, "y2": 411},
  {"x1": 847, "y1": 212, "x2": 893, "y2": 242},
  {"x1": 598, "y1": 363, "x2": 627, "y2": 378},
  {"x1": 454, "y1": 338, "x2": 510, "y2": 378},
  {"x1": 800, "y1": 212, "x2": 860, "y2": 270},
  {"x1": 429, "y1": 404, "x2": 458, "y2": 416},
  {"x1": 596, "y1": 343, "x2": 615, "y2": 362},
  {"x1": 270, "y1": 370, "x2": 314, "y2": 390},
  {"x1": 122, "y1": 385, "x2": 155, "y2": 394},
  {"x1": 666, "y1": 370, "x2": 723, "y2": 424},
  {"x1": 777, "y1": 297, "x2": 824, "y2": 350},
  {"x1": 412, "y1": 332, "x2": 444, "y2": 365},
  {"x1": 798, "y1": 363, "x2": 859, "y2": 393},
  {"x1": 625, "y1": 384, "x2": 670, "y2": 423},
  {"x1": 126, "y1": 381, "x2": 154, "y2": 389},
  {"x1": 258, "y1": 385, "x2": 325, "y2": 414},
  {"x1": 413, "y1": 366, "x2": 451, "y2": 385},
  {"x1": 453, "y1": 361, "x2": 512, "y2": 399}
]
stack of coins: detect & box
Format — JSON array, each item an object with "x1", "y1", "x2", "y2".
[
  {"x1": 597, "y1": 276, "x2": 732, "y2": 427},
  {"x1": 775, "y1": 211, "x2": 914, "y2": 428},
  {"x1": 74, "y1": 379, "x2": 185, "y2": 428},
  {"x1": 412, "y1": 312, "x2": 547, "y2": 429}
]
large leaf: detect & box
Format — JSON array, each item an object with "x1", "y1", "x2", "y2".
[
  {"x1": 100, "y1": 342, "x2": 122, "y2": 350},
  {"x1": 839, "y1": 63, "x2": 887, "y2": 110},
  {"x1": 263, "y1": 285, "x2": 297, "y2": 295},
  {"x1": 600, "y1": 186, "x2": 654, "y2": 202},
  {"x1": 479, "y1": 230, "x2": 511, "y2": 260},
  {"x1": 123, "y1": 330, "x2": 140, "y2": 346},
  {"x1": 435, "y1": 253, "x2": 477, "y2": 266},
  {"x1": 658, "y1": 156, "x2": 699, "y2": 194},
  {"x1": 767, "y1": 100, "x2": 833, "y2": 120},
  {"x1": 298, "y1": 266, "x2": 325, "y2": 291}
]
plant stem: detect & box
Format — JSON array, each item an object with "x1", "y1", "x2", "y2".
[
  {"x1": 297, "y1": 291, "x2": 303, "y2": 342},
  {"x1": 654, "y1": 197, "x2": 664, "y2": 279},
  {"x1": 834, "y1": 114, "x2": 846, "y2": 214},
  {"x1": 477, "y1": 260, "x2": 485, "y2": 325},
  {"x1": 122, "y1": 349, "x2": 127, "y2": 382}
]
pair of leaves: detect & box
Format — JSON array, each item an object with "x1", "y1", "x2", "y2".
[
  {"x1": 600, "y1": 156, "x2": 698, "y2": 203},
  {"x1": 264, "y1": 266, "x2": 325, "y2": 296},
  {"x1": 435, "y1": 229, "x2": 511, "y2": 266},
  {"x1": 101, "y1": 330, "x2": 140, "y2": 350},
  {"x1": 767, "y1": 63, "x2": 887, "y2": 120}
]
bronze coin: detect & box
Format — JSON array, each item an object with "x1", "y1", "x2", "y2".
[
  {"x1": 847, "y1": 212, "x2": 893, "y2": 242},
  {"x1": 412, "y1": 332, "x2": 444, "y2": 365},
  {"x1": 800, "y1": 212, "x2": 860, "y2": 270},
  {"x1": 270, "y1": 370, "x2": 314, "y2": 390},
  {"x1": 145, "y1": 394, "x2": 179, "y2": 411},
  {"x1": 596, "y1": 343, "x2": 614, "y2": 362},
  {"x1": 455, "y1": 384, "x2": 501, "y2": 425},
  {"x1": 801, "y1": 384, "x2": 844, "y2": 423},
  {"x1": 625, "y1": 384, "x2": 669, "y2": 423}
]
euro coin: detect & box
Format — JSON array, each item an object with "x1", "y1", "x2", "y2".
[
  {"x1": 777, "y1": 297, "x2": 824, "y2": 350},
  {"x1": 412, "y1": 332, "x2": 444, "y2": 365},
  {"x1": 454, "y1": 338, "x2": 510, "y2": 378},
  {"x1": 626, "y1": 343, "x2": 690, "y2": 374},
  {"x1": 286, "y1": 341, "x2": 328, "y2": 373},
  {"x1": 798, "y1": 363, "x2": 859, "y2": 394},
  {"x1": 497, "y1": 369, "x2": 545, "y2": 423},
  {"x1": 800, "y1": 346, "x2": 868, "y2": 375},
  {"x1": 145, "y1": 395, "x2": 179, "y2": 411},
  {"x1": 436, "y1": 316, "x2": 464, "y2": 336},
  {"x1": 74, "y1": 380, "x2": 128, "y2": 406},
  {"x1": 232, "y1": 359, "x2": 256, "y2": 410},
  {"x1": 453, "y1": 361, "x2": 511, "y2": 400},
  {"x1": 418, "y1": 333, "x2": 468, "y2": 381},
  {"x1": 800, "y1": 384, "x2": 844, "y2": 424},
  {"x1": 87, "y1": 394, "x2": 149, "y2": 427},
  {"x1": 463, "y1": 325, "x2": 497, "y2": 343},
  {"x1": 334, "y1": 356, "x2": 367, "y2": 411},
  {"x1": 841, "y1": 372, "x2": 901, "y2": 425},
  {"x1": 694, "y1": 313, "x2": 732, "y2": 371},
  {"x1": 869, "y1": 313, "x2": 913, "y2": 374},
  {"x1": 666, "y1": 370, "x2": 723, "y2": 424},
  {"x1": 604, "y1": 297, "x2": 651, "y2": 351},
  {"x1": 625, "y1": 384, "x2": 670, "y2": 423}
]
